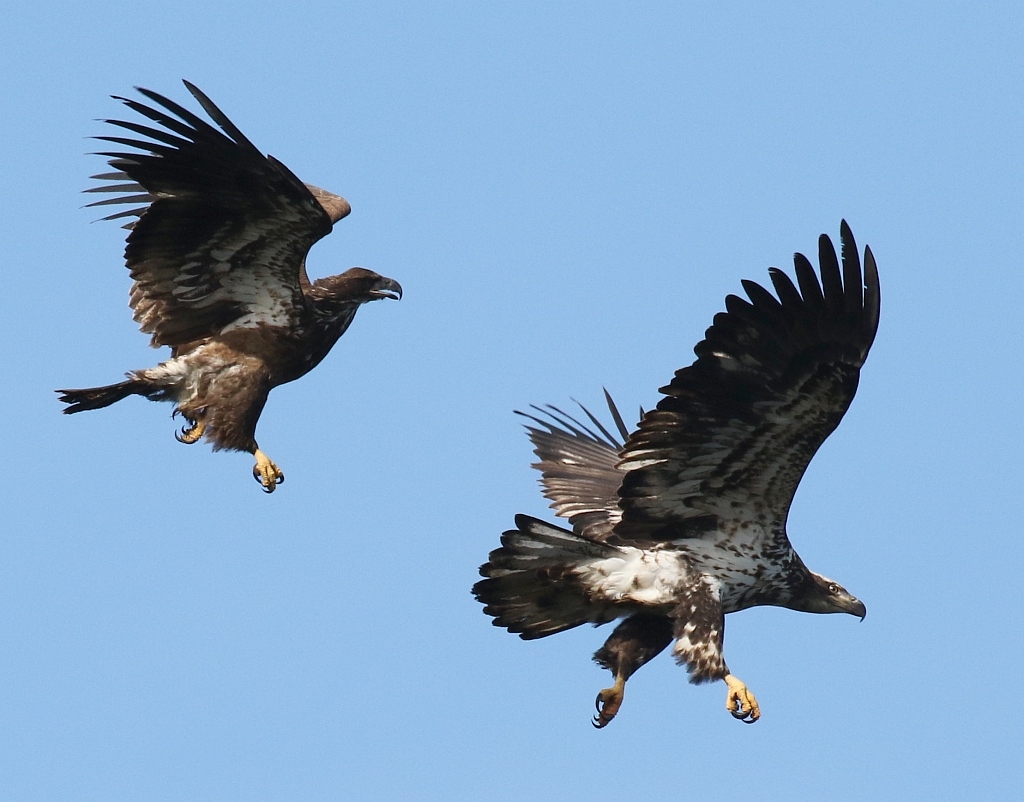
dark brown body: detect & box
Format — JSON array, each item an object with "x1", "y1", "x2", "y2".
[{"x1": 60, "y1": 268, "x2": 400, "y2": 455}]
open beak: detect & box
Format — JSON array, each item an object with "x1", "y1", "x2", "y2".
[{"x1": 370, "y1": 278, "x2": 403, "y2": 301}]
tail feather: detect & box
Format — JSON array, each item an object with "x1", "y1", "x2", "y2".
[
  {"x1": 473, "y1": 515, "x2": 619, "y2": 639},
  {"x1": 56, "y1": 379, "x2": 146, "y2": 414}
]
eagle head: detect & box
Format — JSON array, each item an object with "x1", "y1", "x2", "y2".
[
  {"x1": 797, "y1": 573, "x2": 866, "y2": 620},
  {"x1": 315, "y1": 268, "x2": 403, "y2": 303}
]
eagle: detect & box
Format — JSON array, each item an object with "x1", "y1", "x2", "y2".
[
  {"x1": 57, "y1": 81, "x2": 402, "y2": 492},
  {"x1": 474, "y1": 222, "x2": 878, "y2": 727}
]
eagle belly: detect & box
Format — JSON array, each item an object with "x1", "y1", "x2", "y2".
[
  {"x1": 133, "y1": 341, "x2": 272, "y2": 452},
  {"x1": 674, "y1": 520, "x2": 799, "y2": 614},
  {"x1": 575, "y1": 546, "x2": 732, "y2": 682},
  {"x1": 575, "y1": 548, "x2": 695, "y2": 608},
  {"x1": 572, "y1": 521, "x2": 799, "y2": 683}
]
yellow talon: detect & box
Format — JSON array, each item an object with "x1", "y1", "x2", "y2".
[
  {"x1": 593, "y1": 672, "x2": 627, "y2": 729},
  {"x1": 253, "y1": 448, "x2": 285, "y2": 493},
  {"x1": 724, "y1": 673, "x2": 760, "y2": 723}
]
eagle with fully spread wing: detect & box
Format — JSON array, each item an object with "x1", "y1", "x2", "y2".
[
  {"x1": 474, "y1": 222, "x2": 878, "y2": 726},
  {"x1": 58, "y1": 81, "x2": 402, "y2": 492}
]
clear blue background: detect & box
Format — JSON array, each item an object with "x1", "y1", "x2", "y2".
[{"x1": 2, "y1": 2, "x2": 1021, "y2": 799}]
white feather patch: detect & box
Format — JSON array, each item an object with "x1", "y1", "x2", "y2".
[{"x1": 575, "y1": 547, "x2": 692, "y2": 606}]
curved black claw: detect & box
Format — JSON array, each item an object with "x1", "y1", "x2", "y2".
[
  {"x1": 252, "y1": 465, "x2": 285, "y2": 493},
  {"x1": 724, "y1": 676, "x2": 761, "y2": 723},
  {"x1": 174, "y1": 421, "x2": 203, "y2": 444},
  {"x1": 592, "y1": 694, "x2": 604, "y2": 729},
  {"x1": 592, "y1": 688, "x2": 622, "y2": 729}
]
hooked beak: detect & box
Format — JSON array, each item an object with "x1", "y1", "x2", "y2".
[
  {"x1": 370, "y1": 278, "x2": 403, "y2": 301},
  {"x1": 850, "y1": 598, "x2": 867, "y2": 621}
]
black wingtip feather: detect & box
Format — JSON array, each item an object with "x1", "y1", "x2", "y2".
[
  {"x1": 792, "y1": 251, "x2": 825, "y2": 311},
  {"x1": 862, "y1": 244, "x2": 881, "y2": 345},
  {"x1": 181, "y1": 80, "x2": 259, "y2": 153},
  {"x1": 571, "y1": 395, "x2": 623, "y2": 449},
  {"x1": 131, "y1": 87, "x2": 209, "y2": 133},
  {"x1": 838, "y1": 220, "x2": 863, "y2": 321},
  {"x1": 767, "y1": 266, "x2": 803, "y2": 312},
  {"x1": 817, "y1": 231, "x2": 844, "y2": 313},
  {"x1": 603, "y1": 388, "x2": 631, "y2": 443}
]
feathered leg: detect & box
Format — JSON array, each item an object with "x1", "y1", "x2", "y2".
[{"x1": 592, "y1": 614, "x2": 673, "y2": 728}]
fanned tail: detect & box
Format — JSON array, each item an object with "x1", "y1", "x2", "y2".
[{"x1": 473, "y1": 515, "x2": 620, "y2": 639}]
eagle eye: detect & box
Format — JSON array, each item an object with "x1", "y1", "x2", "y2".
[{"x1": 827, "y1": 582, "x2": 841, "y2": 594}]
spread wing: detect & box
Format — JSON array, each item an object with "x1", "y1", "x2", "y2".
[
  {"x1": 517, "y1": 391, "x2": 635, "y2": 542},
  {"x1": 614, "y1": 221, "x2": 880, "y2": 544},
  {"x1": 84, "y1": 80, "x2": 352, "y2": 348}
]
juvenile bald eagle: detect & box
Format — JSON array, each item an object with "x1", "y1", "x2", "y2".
[
  {"x1": 57, "y1": 81, "x2": 401, "y2": 492},
  {"x1": 474, "y1": 222, "x2": 878, "y2": 726}
]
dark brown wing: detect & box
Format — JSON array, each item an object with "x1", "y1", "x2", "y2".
[
  {"x1": 517, "y1": 391, "x2": 634, "y2": 542},
  {"x1": 84, "y1": 80, "x2": 351, "y2": 347},
  {"x1": 614, "y1": 221, "x2": 880, "y2": 543}
]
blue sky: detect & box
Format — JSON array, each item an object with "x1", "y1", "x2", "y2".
[{"x1": 2, "y1": 2, "x2": 1021, "y2": 799}]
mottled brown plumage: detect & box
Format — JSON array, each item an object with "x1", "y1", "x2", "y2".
[
  {"x1": 58, "y1": 81, "x2": 401, "y2": 491},
  {"x1": 475, "y1": 222, "x2": 877, "y2": 726}
]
